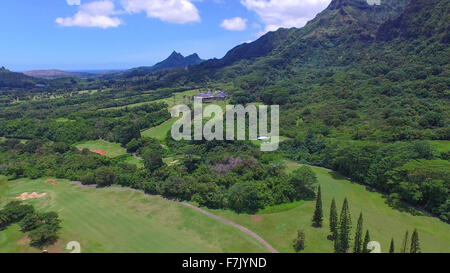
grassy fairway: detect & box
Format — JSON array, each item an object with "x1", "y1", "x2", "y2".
[
  {"x1": 142, "y1": 118, "x2": 177, "y2": 141},
  {"x1": 0, "y1": 178, "x2": 268, "y2": 253},
  {"x1": 141, "y1": 100, "x2": 230, "y2": 141},
  {"x1": 207, "y1": 165, "x2": 450, "y2": 253},
  {"x1": 431, "y1": 140, "x2": 450, "y2": 153},
  {"x1": 75, "y1": 140, "x2": 127, "y2": 158}
]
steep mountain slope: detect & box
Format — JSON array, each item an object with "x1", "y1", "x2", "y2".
[
  {"x1": 195, "y1": 0, "x2": 409, "y2": 72},
  {"x1": 200, "y1": 28, "x2": 297, "y2": 69},
  {"x1": 377, "y1": 0, "x2": 449, "y2": 41},
  {"x1": 156, "y1": 0, "x2": 402, "y2": 82},
  {"x1": 297, "y1": 0, "x2": 410, "y2": 40},
  {"x1": 103, "y1": 0, "x2": 412, "y2": 85}
]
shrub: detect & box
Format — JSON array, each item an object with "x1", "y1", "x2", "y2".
[{"x1": 293, "y1": 229, "x2": 306, "y2": 252}]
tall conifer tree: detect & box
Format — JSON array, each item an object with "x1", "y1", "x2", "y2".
[
  {"x1": 353, "y1": 212, "x2": 363, "y2": 253},
  {"x1": 389, "y1": 239, "x2": 395, "y2": 253},
  {"x1": 410, "y1": 229, "x2": 421, "y2": 253},
  {"x1": 401, "y1": 231, "x2": 409, "y2": 253},
  {"x1": 338, "y1": 198, "x2": 352, "y2": 253},
  {"x1": 330, "y1": 198, "x2": 338, "y2": 239},
  {"x1": 312, "y1": 186, "x2": 323, "y2": 227},
  {"x1": 362, "y1": 230, "x2": 371, "y2": 253}
]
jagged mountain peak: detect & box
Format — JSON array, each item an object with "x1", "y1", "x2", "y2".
[
  {"x1": 117, "y1": 51, "x2": 204, "y2": 78},
  {"x1": 168, "y1": 51, "x2": 184, "y2": 59}
]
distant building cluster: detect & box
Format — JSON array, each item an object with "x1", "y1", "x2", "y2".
[{"x1": 193, "y1": 90, "x2": 227, "y2": 102}]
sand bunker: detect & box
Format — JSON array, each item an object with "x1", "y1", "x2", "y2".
[
  {"x1": 168, "y1": 160, "x2": 179, "y2": 167},
  {"x1": 77, "y1": 147, "x2": 107, "y2": 156},
  {"x1": 251, "y1": 215, "x2": 263, "y2": 222},
  {"x1": 17, "y1": 236, "x2": 30, "y2": 246},
  {"x1": 45, "y1": 179, "x2": 59, "y2": 185},
  {"x1": 16, "y1": 192, "x2": 47, "y2": 200},
  {"x1": 90, "y1": 149, "x2": 107, "y2": 156}
]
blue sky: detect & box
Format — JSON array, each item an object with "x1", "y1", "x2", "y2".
[{"x1": 0, "y1": 0, "x2": 332, "y2": 71}]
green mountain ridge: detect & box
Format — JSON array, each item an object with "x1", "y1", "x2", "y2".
[{"x1": 0, "y1": 67, "x2": 40, "y2": 89}]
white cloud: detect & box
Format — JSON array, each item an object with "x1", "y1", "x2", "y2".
[
  {"x1": 56, "y1": 0, "x2": 121, "y2": 28},
  {"x1": 220, "y1": 17, "x2": 247, "y2": 31},
  {"x1": 121, "y1": 0, "x2": 200, "y2": 24},
  {"x1": 67, "y1": 0, "x2": 81, "y2": 5},
  {"x1": 241, "y1": 0, "x2": 331, "y2": 35}
]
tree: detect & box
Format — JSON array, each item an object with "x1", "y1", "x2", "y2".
[
  {"x1": 312, "y1": 185, "x2": 323, "y2": 227},
  {"x1": 353, "y1": 212, "x2": 363, "y2": 253},
  {"x1": 94, "y1": 166, "x2": 117, "y2": 187},
  {"x1": 293, "y1": 229, "x2": 306, "y2": 252},
  {"x1": 116, "y1": 124, "x2": 141, "y2": 145},
  {"x1": 2, "y1": 201, "x2": 34, "y2": 223},
  {"x1": 143, "y1": 152, "x2": 164, "y2": 173},
  {"x1": 337, "y1": 198, "x2": 352, "y2": 253},
  {"x1": 227, "y1": 183, "x2": 260, "y2": 213},
  {"x1": 329, "y1": 198, "x2": 338, "y2": 240},
  {"x1": 289, "y1": 166, "x2": 317, "y2": 199},
  {"x1": 334, "y1": 231, "x2": 340, "y2": 253},
  {"x1": 410, "y1": 229, "x2": 421, "y2": 253},
  {"x1": 362, "y1": 230, "x2": 371, "y2": 253},
  {"x1": 389, "y1": 238, "x2": 395, "y2": 253},
  {"x1": 0, "y1": 211, "x2": 9, "y2": 230},
  {"x1": 401, "y1": 230, "x2": 409, "y2": 253},
  {"x1": 28, "y1": 224, "x2": 59, "y2": 248},
  {"x1": 20, "y1": 213, "x2": 42, "y2": 232}
]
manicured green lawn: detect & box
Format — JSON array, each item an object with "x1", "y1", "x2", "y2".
[
  {"x1": 142, "y1": 118, "x2": 177, "y2": 141},
  {"x1": 75, "y1": 140, "x2": 127, "y2": 158},
  {"x1": 430, "y1": 140, "x2": 450, "y2": 153},
  {"x1": 207, "y1": 165, "x2": 450, "y2": 253},
  {"x1": 0, "y1": 178, "x2": 268, "y2": 253}
]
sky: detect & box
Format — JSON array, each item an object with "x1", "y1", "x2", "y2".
[{"x1": 0, "y1": 0, "x2": 333, "y2": 71}]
